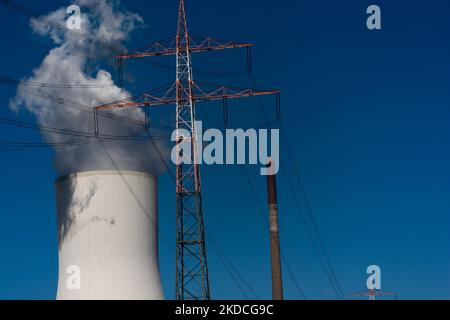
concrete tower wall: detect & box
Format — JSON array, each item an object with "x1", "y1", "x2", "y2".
[{"x1": 55, "y1": 170, "x2": 164, "y2": 300}]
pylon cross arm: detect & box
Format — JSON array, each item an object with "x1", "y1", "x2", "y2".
[
  {"x1": 117, "y1": 35, "x2": 252, "y2": 60},
  {"x1": 95, "y1": 81, "x2": 279, "y2": 111}
]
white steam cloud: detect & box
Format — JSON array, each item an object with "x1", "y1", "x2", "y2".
[{"x1": 10, "y1": 0, "x2": 168, "y2": 176}]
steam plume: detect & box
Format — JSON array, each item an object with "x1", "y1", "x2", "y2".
[{"x1": 10, "y1": 0, "x2": 167, "y2": 176}]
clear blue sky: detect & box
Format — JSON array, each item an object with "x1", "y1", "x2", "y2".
[{"x1": 0, "y1": 0, "x2": 449, "y2": 300}]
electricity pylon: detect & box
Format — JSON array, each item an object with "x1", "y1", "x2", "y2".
[
  {"x1": 96, "y1": 0, "x2": 279, "y2": 300},
  {"x1": 348, "y1": 289, "x2": 398, "y2": 300}
]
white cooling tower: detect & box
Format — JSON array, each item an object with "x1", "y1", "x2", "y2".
[{"x1": 55, "y1": 170, "x2": 164, "y2": 300}]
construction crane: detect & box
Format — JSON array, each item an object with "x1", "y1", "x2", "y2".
[{"x1": 96, "y1": 0, "x2": 280, "y2": 300}]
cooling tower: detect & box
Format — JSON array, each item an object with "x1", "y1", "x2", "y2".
[{"x1": 55, "y1": 170, "x2": 164, "y2": 300}]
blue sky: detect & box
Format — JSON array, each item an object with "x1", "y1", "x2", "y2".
[{"x1": 0, "y1": 0, "x2": 449, "y2": 300}]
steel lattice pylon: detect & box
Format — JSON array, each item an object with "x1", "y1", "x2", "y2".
[
  {"x1": 95, "y1": 0, "x2": 280, "y2": 300},
  {"x1": 174, "y1": 0, "x2": 209, "y2": 300}
]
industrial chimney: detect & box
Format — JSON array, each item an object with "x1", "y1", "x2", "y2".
[{"x1": 55, "y1": 170, "x2": 164, "y2": 300}]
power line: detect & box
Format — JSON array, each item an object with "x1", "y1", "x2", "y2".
[
  {"x1": 0, "y1": 30, "x2": 247, "y2": 80},
  {"x1": 247, "y1": 72, "x2": 346, "y2": 299},
  {"x1": 240, "y1": 166, "x2": 307, "y2": 299},
  {"x1": 206, "y1": 232, "x2": 260, "y2": 300},
  {"x1": 279, "y1": 161, "x2": 343, "y2": 298},
  {"x1": 0, "y1": 31, "x2": 86, "y2": 58},
  {"x1": 241, "y1": 165, "x2": 329, "y2": 299},
  {"x1": 123, "y1": 107, "x2": 260, "y2": 299},
  {"x1": 0, "y1": 0, "x2": 90, "y2": 42},
  {"x1": 0, "y1": 115, "x2": 169, "y2": 140},
  {"x1": 279, "y1": 125, "x2": 346, "y2": 299},
  {"x1": 0, "y1": 74, "x2": 174, "y2": 131},
  {"x1": 0, "y1": 75, "x2": 117, "y2": 89}
]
